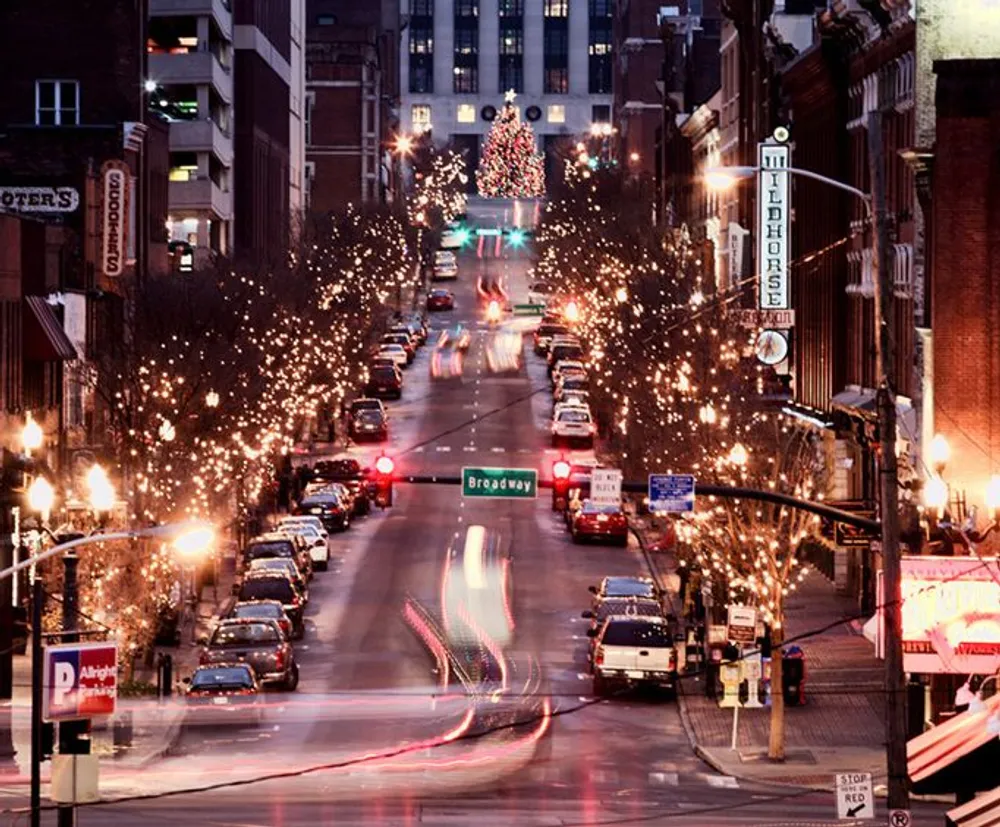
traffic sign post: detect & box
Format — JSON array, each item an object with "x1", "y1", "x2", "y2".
[
  {"x1": 42, "y1": 642, "x2": 118, "y2": 722},
  {"x1": 888, "y1": 809, "x2": 911, "y2": 827},
  {"x1": 726, "y1": 605, "x2": 757, "y2": 645},
  {"x1": 512, "y1": 303, "x2": 546, "y2": 316},
  {"x1": 835, "y1": 772, "x2": 874, "y2": 820},
  {"x1": 648, "y1": 474, "x2": 696, "y2": 513},
  {"x1": 590, "y1": 468, "x2": 622, "y2": 506},
  {"x1": 461, "y1": 467, "x2": 537, "y2": 499}
]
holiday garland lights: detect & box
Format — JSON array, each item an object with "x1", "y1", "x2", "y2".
[{"x1": 476, "y1": 93, "x2": 545, "y2": 199}]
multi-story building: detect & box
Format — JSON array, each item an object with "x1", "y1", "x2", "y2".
[
  {"x1": 289, "y1": 0, "x2": 308, "y2": 232},
  {"x1": 149, "y1": 0, "x2": 304, "y2": 265},
  {"x1": 305, "y1": 0, "x2": 402, "y2": 212},
  {"x1": 148, "y1": 0, "x2": 235, "y2": 263},
  {"x1": 398, "y1": 0, "x2": 614, "y2": 178},
  {"x1": 0, "y1": 0, "x2": 170, "y2": 474}
]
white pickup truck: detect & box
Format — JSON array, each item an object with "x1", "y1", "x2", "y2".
[{"x1": 589, "y1": 615, "x2": 677, "y2": 698}]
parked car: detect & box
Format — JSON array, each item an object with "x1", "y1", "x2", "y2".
[
  {"x1": 534, "y1": 322, "x2": 571, "y2": 355},
  {"x1": 365, "y1": 365, "x2": 403, "y2": 399},
  {"x1": 581, "y1": 597, "x2": 666, "y2": 668},
  {"x1": 225, "y1": 599, "x2": 293, "y2": 640},
  {"x1": 274, "y1": 521, "x2": 329, "y2": 570},
  {"x1": 235, "y1": 573, "x2": 306, "y2": 640},
  {"x1": 198, "y1": 618, "x2": 299, "y2": 689},
  {"x1": 296, "y1": 489, "x2": 352, "y2": 532},
  {"x1": 312, "y1": 457, "x2": 373, "y2": 517},
  {"x1": 588, "y1": 615, "x2": 677, "y2": 698},
  {"x1": 349, "y1": 408, "x2": 388, "y2": 442},
  {"x1": 551, "y1": 406, "x2": 596, "y2": 448},
  {"x1": 588, "y1": 576, "x2": 662, "y2": 608},
  {"x1": 347, "y1": 398, "x2": 386, "y2": 420},
  {"x1": 381, "y1": 333, "x2": 414, "y2": 363},
  {"x1": 247, "y1": 557, "x2": 309, "y2": 601},
  {"x1": 426, "y1": 288, "x2": 455, "y2": 311},
  {"x1": 571, "y1": 500, "x2": 629, "y2": 545},
  {"x1": 376, "y1": 343, "x2": 409, "y2": 368},
  {"x1": 528, "y1": 281, "x2": 556, "y2": 307},
  {"x1": 242, "y1": 533, "x2": 313, "y2": 582},
  {"x1": 183, "y1": 663, "x2": 263, "y2": 727}
]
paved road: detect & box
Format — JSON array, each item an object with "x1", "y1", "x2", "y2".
[{"x1": 13, "y1": 202, "x2": 950, "y2": 826}]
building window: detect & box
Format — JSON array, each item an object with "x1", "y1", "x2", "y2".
[
  {"x1": 500, "y1": 29, "x2": 523, "y2": 56},
  {"x1": 410, "y1": 0, "x2": 433, "y2": 12},
  {"x1": 316, "y1": 14, "x2": 335, "y2": 25},
  {"x1": 588, "y1": 0, "x2": 612, "y2": 95},
  {"x1": 544, "y1": 69, "x2": 568, "y2": 94},
  {"x1": 457, "y1": 103, "x2": 476, "y2": 123},
  {"x1": 410, "y1": 26, "x2": 433, "y2": 55},
  {"x1": 544, "y1": 0, "x2": 568, "y2": 15},
  {"x1": 547, "y1": 105, "x2": 565, "y2": 124},
  {"x1": 455, "y1": 0, "x2": 478, "y2": 15},
  {"x1": 409, "y1": 0, "x2": 434, "y2": 95},
  {"x1": 544, "y1": 16, "x2": 568, "y2": 94},
  {"x1": 35, "y1": 80, "x2": 79, "y2": 126},
  {"x1": 499, "y1": 63, "x2": 523, "y2": 94},
  {"x1": 305, "y1": 92, "x2": 315, "y2": 145},
  {"x1": 412, "y1": 104, "x2": 432, "y2": 133},
  {"x1": 304, "y1": 162, "x2": 315, "y2": 211},
  {"x1": 592, "y1": 104, "x2": 610, "y2": 123},
  {"x1": 455, "y1": 26, "x2": 478, "y2": 56},
  {"x1": 453, "y1": 66, "x2": 478, "y2": 94},
  {"x1": 499, "y1": 0, "x2": 523, "y2": 14}
]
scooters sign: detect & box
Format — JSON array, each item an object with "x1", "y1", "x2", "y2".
[{"x1": 43, "y1": 642, "x2": 118, "y2": 722}]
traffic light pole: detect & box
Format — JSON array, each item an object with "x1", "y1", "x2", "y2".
[
  {"x1": 394, "y1": 474, "x2": 882, "y2": 532},
  {"x1": 57, "y1": 552, "x2": 87, "y2": 827}
]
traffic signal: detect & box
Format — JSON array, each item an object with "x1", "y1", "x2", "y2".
[
  {"x1": 374, "y1": 454, "x2": 395, "y2": 508},
  {"x1": 507, "y1": 228, "x2": 525, "y2": 248},
  {"x1": 552, "y1": 458, "x2": 571, "y2": 512},
  {"x1": 454, "y1": 226, "x2": 471, "y2": 247}
]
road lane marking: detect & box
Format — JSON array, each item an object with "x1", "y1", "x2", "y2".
[
  {"x1": 491, "y1": 447, "x2": 505, "y2": 453},
  {"x1": 463, "y1": 446, "x2": 477, "y2": 452},
  {"x1": 436, "y1": 446, "x2": 452, "y2": 452}
]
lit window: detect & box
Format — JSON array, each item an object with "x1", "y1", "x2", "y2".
[
  {"x1": 35, "y1": 80, "x2": 79, "y2": 126},
  {"x1": 412, "y1": 104, "x2": 432, "y2": 133},
  {"x1": 544, "y1": 0, "x2": 568, "y2": 15},
  {"x1": 168, "y1": 166, "x2": 198, "y2": 182},
  {"x1": 547, "y1": 105, "x2": 565, "y2": 124},
  {"x1": 457, "y1": 104, "x2": 476, "y2": 123}
]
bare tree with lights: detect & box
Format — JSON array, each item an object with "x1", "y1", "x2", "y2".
[{"x1": 535, "y1": 165, "x2": 825, "y2": 761}]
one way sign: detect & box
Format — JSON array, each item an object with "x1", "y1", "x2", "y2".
[{"x1": 835, "y1": 772, "x2": 874, "y2": 820}]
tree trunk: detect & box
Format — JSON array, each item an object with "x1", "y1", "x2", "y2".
[{"x1": 768, "y1": 625, "x2": 785, "y2": 761}]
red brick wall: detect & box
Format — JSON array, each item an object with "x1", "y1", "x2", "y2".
[{"x1": 931, "y1": 59, "x2": 1000, "y2": 501}]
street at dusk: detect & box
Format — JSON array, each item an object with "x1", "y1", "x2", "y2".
[{"x1": 3, "y1": 1, "x2": 1000, "y2": 826}]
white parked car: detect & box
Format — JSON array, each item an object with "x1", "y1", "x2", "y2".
[
  {"x1": 435, "y1": 250, "x2": 456, "y2": 266},
  {"x1": 377, "y1": 343, "x2": 409, "y2": 367},
  {"x1": 433, "y1": 261, "x2": 459, "y2": 281},
  {"x1": 277, "y1": 522, "x2": 330, "y2": 570},
  {"x1": 277, "y1": 515, "x2": 328, "y2": 538},
  {"x1": 552, "y1": 359, "x2": 587, "y2": 386},
  {"x1": 552, "y1": 406, "x2": 596, "y2": 447},
  {"x1": 440, "y1": 226, "x2": 467, "y2": 249}
]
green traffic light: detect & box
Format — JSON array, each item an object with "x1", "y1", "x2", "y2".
[
  {"x1": 508, "y1": 229, "x2": 525, "y2": 247},
  {"x1": 455, "y1": 227, "x2": 471, "y2": 246}
]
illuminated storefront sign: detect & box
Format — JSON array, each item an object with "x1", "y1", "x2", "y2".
[
  {"x1": 101, "y1": 160, "x2": 130, "y2": 278},
  {"x1": 879, "y1": 556, "x2": 1000, "y2": 674},
  {"x1": 757, "y1": 140, "x2": 790, "y2": 311}
]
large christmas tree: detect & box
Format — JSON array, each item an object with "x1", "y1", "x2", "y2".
[{"x1": 476, "y1": 91, "x2": 546, "y2": 198}]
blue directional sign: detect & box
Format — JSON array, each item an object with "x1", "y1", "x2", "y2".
[{"x1": 648, "y1": 474, "x2": 696, "y2": 513}]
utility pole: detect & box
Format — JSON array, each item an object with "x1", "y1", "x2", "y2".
[
  {"x1": 868, "y1": 109, "x2": 910, "y2": 814},
  {"x1": 57, "y1": 552, "x2": 88, "y2": 827},
  {"x1": 30, "y1": 576, "x2": 43, "y2": 827}
]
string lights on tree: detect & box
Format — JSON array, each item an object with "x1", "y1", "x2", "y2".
[{"x1": 476, "y1": 91, "x2": 545, "y2": 199}]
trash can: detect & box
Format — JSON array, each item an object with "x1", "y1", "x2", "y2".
[{"x1": 782, "y1": 645, "x2": 806, "y2": 706}]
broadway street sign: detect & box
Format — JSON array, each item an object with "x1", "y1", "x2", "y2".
[{"x1": 461, "y1": 467, "x2": 538, "y2": 498}]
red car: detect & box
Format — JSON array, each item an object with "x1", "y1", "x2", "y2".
[
  {"x1": 571, "y1": 500, "x2": 629, "y2": 546},
  {"x1": 426, "y1": 289, "x2": 455, "y2": 311}
]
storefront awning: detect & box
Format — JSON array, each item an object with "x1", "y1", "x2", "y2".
[
  {"x1": 22, "y1": 296, "x2": 77, "y2": 361},
  {"x1": 908, "y1": 692, "x2": 1000, "y2": 795},
  {"x1": 831, "y1": 386, "x2": 878, "y2": 418},
  {"x1": 946, "y1": 784, "x2": 1000, "y2": 826}
]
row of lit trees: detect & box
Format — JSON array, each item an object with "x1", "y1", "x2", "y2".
[
  {"x1": 535, "y1": 166, "x2": 823, "y2": 760},
  {"x1": 67, "y1": 206, "x2": 416, "y2": 664}
]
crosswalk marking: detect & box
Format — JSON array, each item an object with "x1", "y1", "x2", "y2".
[
  {"x1": 435, "y1": 445, "x2": 452, "y2": 452},
  {"x1": 491, "y1": 447, "x2": 505, "y2": 453}
]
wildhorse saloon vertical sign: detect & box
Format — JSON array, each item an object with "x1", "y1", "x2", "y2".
[{"x1": 101, "y1": 160, "x2": 131, "y2": 277}]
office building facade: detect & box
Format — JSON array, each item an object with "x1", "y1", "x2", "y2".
[{"x1": 399, "y1": 0, "x2": 614, "y2": 175}]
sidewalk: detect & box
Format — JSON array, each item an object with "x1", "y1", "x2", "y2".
[{"x1": 675, "y1": 569, "x2": 887, "y2": 789}]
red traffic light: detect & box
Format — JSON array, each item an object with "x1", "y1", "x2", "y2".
[
  {"x1": 552, "y1": 460, "x2": 571, "y2": 480},
  {"x1": 375, "y1": 455, "x2": 395, "y2": 476}
]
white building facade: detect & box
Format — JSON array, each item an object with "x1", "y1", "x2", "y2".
[
  {"x1": 289, "y1": 0, "x2": 308, "y2": 235},
  {"x1": 399, "y1": 0, "x2": 613, "y2": 171}
]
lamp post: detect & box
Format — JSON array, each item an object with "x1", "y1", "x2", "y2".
[{"x1": 706, "y1": 140, "x2": 910, "y2": 812}]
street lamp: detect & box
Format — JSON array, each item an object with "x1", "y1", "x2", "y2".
[
  {"x1": 85, "y1": 465, "x2": 115, "y2": 515},
  {"x1": 22, "y1": 414, "x2": 44, "y2": 457},
  {"x1": 704, "y1": 165, "x2": 873, "y2": 218},
  {"x1": 929, "y1": 433, "x2": 951, "y2": 475},
  {"x1": 922, "y1": 475, "x2": 949, "y2": 519},
  {"x1": 729, "y1": 443, "x2": 749, "y2": 467},
  {"x1": 26, "y1": 477, "x2": 55, "y2": 522}
]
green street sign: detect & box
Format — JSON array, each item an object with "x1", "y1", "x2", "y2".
[
  {"x1": 462, "y1": 467, "x2": 538, "y2": 498},
  {"x1": 512, "y1": 303, "x2": 546, "y2": 316}
]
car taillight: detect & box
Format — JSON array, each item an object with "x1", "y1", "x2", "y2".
[
  {"x1": 595, "y1": 646, "x2": 604, "y2": 666},
  {"x1": 669, "y1": 651, "x2": 677, "y2": 670},
  {"x1": 274, "y1": 649, "x2": 285, "y2": 670}
]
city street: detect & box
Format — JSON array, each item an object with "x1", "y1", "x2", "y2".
[{"x1": 0, "y1": 203, "x2": 945, "y2": 826}]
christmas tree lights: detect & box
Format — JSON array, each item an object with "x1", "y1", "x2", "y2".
[{"x1": 476, "y1": 92, "x2": 545, "y2": 199}]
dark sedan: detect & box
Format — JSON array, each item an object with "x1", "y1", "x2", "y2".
[
  {"x1": 426, "y1": 289, "x2": 455, "y2": 311},
  {"x1": 313, "y1": 457, "x2": 373, "y2": 516},
  {"x1": 349, "y1": 408, "x2": 388, "y2": 443},
  {"x1": 365, "y1": 365, "x2": 403, "y2": 399},
  {"x1": 183, "y1": 663, "x2": 263, "y2": 727}
]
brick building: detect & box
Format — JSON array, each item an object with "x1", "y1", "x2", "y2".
[
  {"x1": 305, "y1": 0, "x2": 401, "y2": 213},
  {"x1": 0, "y1": 0, "x2": 170, "y2": 467}
]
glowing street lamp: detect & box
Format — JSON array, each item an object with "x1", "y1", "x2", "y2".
[
  {"x1": 923, "y1": 475, "x2": 949, "y2": 519},
  {"x1": 929, "y1": 433, "x2": 950, "y2": 475},
  {"x1": 729, "y1": 443, "x2": 749, "y2": 467},
  {"x1": 173, "y1": 525, "x2": 215, "y2": 558},
  {"x1": 205, "y1": 390, "x2": 220, "y2": 409},
  {"x1": 27, "y1": 476, "x2": 55, "y2": 521},
  {"x1": 394, "y1": 134, "x2": 414, "y2": 155},
  {"x1": 22, "y1": 413, "x2": 44, "y2": 456},
  {"x1": 86, "y1": 465, "x2": 116, "y2": 514},
  {"x1": 563, "y1": 300, "x2": 580, "y2": 324}
]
